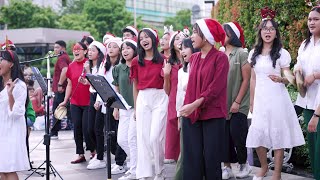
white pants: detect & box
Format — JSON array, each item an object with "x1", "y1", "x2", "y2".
[
  {"x1": 136, "y1": 88, "x2": 168, "y2": 179},
  {"x1": 117, "y1": 108, "x2": 137, "y2": 175}
]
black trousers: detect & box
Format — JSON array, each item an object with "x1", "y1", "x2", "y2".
[
  {"x1": 182, "y1": 117, "x2": 225, "y2": 180},
  {"x1": 70, "y1": 104, "x2": 94, "y2": 154},
  {"x1": 95, "y1": 107, "x2": 127, "y2": 165},
  {"x1": 223, "y1": 112, "x2": 248, "y2": 164},
  {"x1": 88, "y1": 93, "x2": 97, "y2": 150},
  {"x1": 51, "y1": 92, "x2": 72, "y2": 134}
]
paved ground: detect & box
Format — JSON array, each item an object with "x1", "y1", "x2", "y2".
[{"x1": 18, "y1": 131, "x2": 314, "y2": 180}]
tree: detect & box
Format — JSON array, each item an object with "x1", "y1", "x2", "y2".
[
  {"x1": 83, "y1": 0, "x2": 134, "y2": 37},
  {"x1": 61, "y1": 0, "x2": 86, "y2": 15},
  {"x1": 57, "y1": 13, "x2": 99, "y2": 38},
  {"x1": 164, "y1": 9, "x2": 192, "y2": 32},
  {"x1": 0, "y1": 0, "x2": 58, "y2": 29}
]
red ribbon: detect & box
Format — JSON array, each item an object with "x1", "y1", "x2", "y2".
[{"x1": 260, "y1": 7, "x2": 276, "y2": 19}]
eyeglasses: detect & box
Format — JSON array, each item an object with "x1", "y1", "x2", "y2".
[
  {"x1": 261, "y1": 27, "x2": 276, "y2": 32},
  {"x1": 73, "y1": 44, "x2": 84, "y2": 51}
]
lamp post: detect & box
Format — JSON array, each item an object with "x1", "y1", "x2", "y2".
[
  {"x1": 134, "y1": 0, "x2": 137, "y2": 27},
  {"x1": 204, "y1": 0, "x2": 215, "y2": 18}
]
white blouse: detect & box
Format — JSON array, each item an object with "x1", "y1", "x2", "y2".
[
  {"x1": 176, "y1": 66, "x2": 189, "y2": 117},
  {"x1": 295, "y1": 36, "x2": 320, "y2": 110},
  {"x1": 96, "y1": 60, "x2": 115, "y2": 114}
]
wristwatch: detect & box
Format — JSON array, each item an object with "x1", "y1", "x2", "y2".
[{"x1": 58, "y1": 84, "x2": 63, "y2": 87}]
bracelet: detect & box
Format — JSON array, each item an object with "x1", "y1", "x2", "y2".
[
  {"x1": 314, "y1": 113, "x2": 320, "y2": 118},
  {"x1": 58, "y1": 84, "x2": 63, "y2": 87},
  {"x1": 234, "y1": 101, "x2": 240, "y2": 105}
]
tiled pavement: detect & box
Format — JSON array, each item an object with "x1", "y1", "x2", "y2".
[{"x1": 18, "y1": 131, "x2": 314, "y2": 180}]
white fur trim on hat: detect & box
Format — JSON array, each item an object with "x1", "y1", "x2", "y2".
[
  {"x1": 103, "y1": 34, "x2": 115, "y2": 44},
  {"x1": 142, "y1": 28, "x2": 157, "y2": 38},
  {"x1": 169, "y1": 31, "x2": 187, "y2": 46},
  {"x1": 105, "y1": 37, "x2": 123, "y2": 48},
  {"x1": 196, "y1": 19, "x2": 215, "y2": 45},
  {"x1": 227, "y1": 22, "x2": 240, "y2": 39},
  {"x1": 89, "y1": 41, "x2": 107, "y2": 55},
  {"x1": 125, "y1": 26, "x2": 138, "y2": 37},
  {"x1": 122, "y1": 39, "x2": 137, "y2": 48}
]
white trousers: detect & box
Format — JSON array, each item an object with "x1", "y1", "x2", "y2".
[
  {"x1": 117, "y1": 108, "x2": 137, "y2": 175},
  {"x1": 136, "y1": 88, "x2": 168, "y2": 179}
]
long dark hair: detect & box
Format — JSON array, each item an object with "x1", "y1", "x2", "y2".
[
  {"x1": 0, "y1": 50, "x2": 28, "y2": 109},
  {"x1": 168, "y1": 33, "x2": 182, "y2": 65},
  {"x1": 105, "y1": 49, "x2": 120, "y2": 72},
  {"x1": 137, "y1": 29, "x2": 163, "y2": 66},
  {"x1": 304, "y1": 6, "x2": 320, "y2": 50},
  {"x1": 120, "y1": 41, "x2": 137, "y2": 64},
  {"x1": 250, "y1": 19, "x2": 282, "y2": 68},
  {"x1": 181, "y1": 38, "x2": 200, "y2": 72},
  {"x1": 89, "y1": 46, "x2": 104, "y2": 73},
  {"x1": 223, "y1": 24, "x2": 242, "y2": 47}
]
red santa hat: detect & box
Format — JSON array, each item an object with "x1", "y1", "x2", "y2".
[
  {"x1": 103, "y1": 33, "x2": 116, "y2": 44},
  {"x1": 89, "y1": 41, "x2": 107, "y2": 56},
  {"x1": 1, "y1": 39, "x2": 15, "y2": 50},
  {"x1": 142, "y1": 28, "x2": 159, "y2": 43},
  {"x1": 169, "y1": 31, "x2": 187, "y2": 46},
  {"x1": 105, "y1": 37, "x2": 123, "y2": 48},
  {"x1": 226, "y1": 22, "x2": 245, "y2": 48},
  {"x1": 196, "y1": 19, "x2": 225, "y2": 46},
  {"x1": 122, "y1": 38, "x2": 137, "y2": 48},
  {"x1": 123, "y1": 26, "x2": 139, "y2": 37}
]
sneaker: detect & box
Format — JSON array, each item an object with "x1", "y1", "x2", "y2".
[
  {"x1": 87, "y1": 160, "x2": 106, "y2": 170},
  {"x1": 88, "y1": 154, "x2": 98, "y2": 164},
  {"x1": 236, "y1": 163, "x2": 252, "y2": 178},
  {"x1": 163, "y1": 159, "x2": 175, "y2": 164},
  {"x1": 118, "y1": 171, "x2": 136, "y2": 180},
  {"x1": 50, "y1": 134, "x2": 58, "y2": 140},
  {"x1": 111, "y1": 164, "x2": 126, "y2": 175},
  {"x1": 222, "y1": 166, "x2": 233, "y2": 180}
]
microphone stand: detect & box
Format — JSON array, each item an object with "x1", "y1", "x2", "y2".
[{"x1": 25, "y1": 52, "x2": 63, "y2": 180}]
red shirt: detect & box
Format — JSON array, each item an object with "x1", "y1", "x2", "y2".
[
  {"x1": 130, "y1": 57, "x2": 164, "y2": 90},
  {"x1": 184, "y1": 48, "x2": 229, "y2": 123},
  {"x1": 167, "y1": 64, "x2": 181, "y2": 120},
  {"x1": 52, "y1": 53, "x2": 71, "y2": 92},
  {"x1": 66, "y1": 58, "x2": 90, "y2": 106}
]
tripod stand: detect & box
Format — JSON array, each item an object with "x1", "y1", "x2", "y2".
[
  {"x1": 21, "y1": 56, "x2": 63, "y2": 180},
  {"x1": 86, "y1": 74, "x2": 131, "y2": 180}
]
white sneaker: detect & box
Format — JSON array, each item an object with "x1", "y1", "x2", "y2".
[
  {"x1": 111, "y1": 164, "x2": 126, "y2": 175},
  {"x1": 236, "y1": 163, "x2": 252, "y2": 178},
  {"x1": 222, "y1": 166, "x2": 233, "y2": 180},
  {"x1": 88, "y1": 154, "x2": 97, "y2": 164},
  {"x1": 163, "y1": 159, "x2": 175, "y2": 164},
  {"x1": 87, "y1": 160, "x2": 106, "y2": 170},
  {"x1": 118, "y1": 171, "x2": 136, "y2": 180},
  {"x1": 154, "y1": 173, "x2": 165, "y2": 180}
]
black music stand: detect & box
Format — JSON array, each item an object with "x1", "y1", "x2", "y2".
[
  {"x1": 86, "y1": 74, "x2": 130, "y2": 180},
  {"x1": 25, "y1": 67, "x2": 63, "y2": 180}
]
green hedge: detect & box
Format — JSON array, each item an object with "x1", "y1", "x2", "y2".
[{"x1": 216, "y1": 0, "x2": 311, "y2": 62}]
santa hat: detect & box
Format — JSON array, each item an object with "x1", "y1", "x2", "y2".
[
  {"x1": 169, "y1": 31, "x2": 187, "y2": 46},
  {"x1": 103, "y1": 33, "x2": 116, "y2": 44},
  {"x1": 226, "y1": 22, "x2": 245, "y2": 48},
  {"x1": 142, "y1": 28, "x2": 159, "y2": 43},
  {"x1": 89, "y1": 41, "x2": 107, "y2": 56},
  {"x1": 183, "y1": 26, "x2": 190, "y2": 37},
  {"x1": 196, "y1": 19, "x2": 226, "y2": 46},
  {"x1": 122, "y1": 38, "x2": 137, "y2": 48},
  {"x1": 123, "y1": 26, "x2": 139, "y2": 37},
  {"x1": 1, "y1": 40, "x2": 15, "y2": 50},
  {"x1": 105, "y1": 37, "x2": 123, "y2": 48}
]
